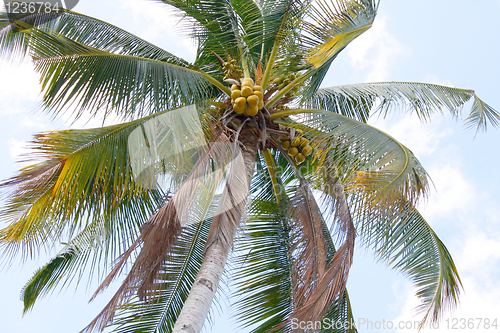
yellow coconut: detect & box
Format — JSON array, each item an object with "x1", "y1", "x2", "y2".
[
  {"x1": 247, "y1": 94, "x2": 259, "y2": 107},
  {"x1": 281, "y1": 140, "x2": 291, "y2": 150},
  {"x1": 301, "y1": 145, "x2": 312, "y2": 156},
  {"x1": 245, "y1": 105, "x2": 259, "y2": 116},
  {"x1": 231, "y1": 89, "x2": 242, "y2": 100},
  {"x1": 299, "y1": 137, "x2": 309, "y2": 147},
  {"x1": 241, "y1": 77, "x2": 254, "y2": 86},
  {"x1": 252, "y1": 91, "x2": 263, "y2": 101},
  {"x1": 241, "y1": 86, "x2": 253, "y2": 97},
  {"x1": 233, "y1": 104, "x2": 245, "y2": 114},
  {"x1": 241, "y1": 83, "x2": 254, "y2": 91},
  {"x1": 288, "y1": 147, "x2": 299, "y2": 157},
  {"x1": 253, "y1": 85, "x2": 263, "y2": 93},
  {"x1": 291, "y1": 137, "x2": 301, "y2": 147},
  {"x1": 235, "y1": 96, "x2": 247, "y2": 109},
  {"x1": 231, "y1": 84, "x2": 240, "y2": 91},
  {"x1": 295, "y1": 153, "x2": 305, "y2": 164},
  {"x1": 257, "y1": 100, "x2": 264, "y2": 110}
]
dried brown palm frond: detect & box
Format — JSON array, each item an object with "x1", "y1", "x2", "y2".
[
  {"x1": 289, "y1": 178, "x2": 355, "y2": 323},
  {"x1": 82, "y1": 133, "x2": 236, "y2": 333}
]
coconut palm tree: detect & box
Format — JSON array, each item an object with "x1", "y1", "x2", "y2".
[{"x1": 1, "y1": 0, "x2": 499, "y2": 332}]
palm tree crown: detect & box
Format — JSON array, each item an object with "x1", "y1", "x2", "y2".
[{"x1": 1, "y1": 0, "x2": 499, "y2": 332}]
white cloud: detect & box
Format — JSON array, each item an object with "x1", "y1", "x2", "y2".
[
  {"x1": 7, "y1": 138, "x2": 30, "y2": 160},
  {"x1": 419, "y1": 165, "x2": 476, "y2": 219},
  {"x1": 122, "y1": 0, "x2": 179, "y2": 38},
  {"x1": 347, "y1": 15, "x2": 408, "y2": 82},
  {"x1": 4, "y1": 116, "x2": 49, "y2": 165},
  {"x1": 369, "y1": 114, "x2": 452, "y2": 158},
  {"x1": 0, "y1": 62, "x2": 40, "y2": 115},
  {"x1": 19, "y1": 117, "x2": 47, "y2": 132},
  {"x1": 455, "y1": 233, "x2": 500, "y2": 282}
]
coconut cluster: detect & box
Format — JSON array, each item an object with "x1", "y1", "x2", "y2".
[
  {"x1": 231, "y1": 78, "x2": 264, "y2": 116},
  {"x1": 222, "y1": 58, "x2": 243, "y2": 80},
  {"x1": 273, "y1": 72, "x2": 303, "y2": 97},
  {"x1": 281, "y1": 133, "x2": 313, "y2": 165}
]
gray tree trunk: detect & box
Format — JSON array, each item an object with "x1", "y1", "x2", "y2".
[{"x1": 172, "y1": 128, "x2": 258, "y2": 333}]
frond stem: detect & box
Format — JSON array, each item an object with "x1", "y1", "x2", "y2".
[
  {"x1": 241, "y1": 55, "x2": 251, "y2": 78},
  {"x1": 262, "y1": 149, "x2": 280, "y2": 204},
  {"x1": 200, "y1": 71, "x2": 231, "y2": 96},
  {"x1": 261, "y1": 1, "x2": 297, "y2": 91},
  {"x1": 261, "y1": 40, "x2": 279, "y2": 91},
  {"x1": 258, "y1": 111, "x2": 267, "y2": 150},
  {"x1": 270, "y1": 108, "x2": 318, "y2": 119}
]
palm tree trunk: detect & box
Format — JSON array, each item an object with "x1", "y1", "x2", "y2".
[{"x1": 172, "y1": 128, "x2": 258, "y2": 333}]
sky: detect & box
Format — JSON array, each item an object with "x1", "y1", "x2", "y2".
[{"x1": 1, "y1": 0, "x2": 500, "y2": 332}]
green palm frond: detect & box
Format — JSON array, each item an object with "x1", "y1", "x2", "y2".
[
  {"x1": 234, "y1": 152, "x2": 357, "y2": 332},
  {"x1": 19, "y1": 26, "x2": 218, "y2": 118},
  {"x1": 465, "y1": 94, "x2": 500, "y2": 132},
  {"x1": 0, "y1": 8, "x2": 187, "y2": 64},
  {"x1": 108, "y1": 219, "x2": 212, "y2": 333},
  {"x1": 230, "y1": 0, "x2": 263, "y2": 59},
  {"x1": 303, "y1": 81, "x2": 375, "y2": 121},
  {"x1": 306, "y1": 82, "x2": 500, "y2": 131},
  {"x1": 20, "y1": 210, "x2": 154, "y2": 314},
  {"x1": 277, "y1": 0, "x2": 378, "y2": 99},
  {"x1": 321, "y1": 291, "x2": 357, "y2": 333},
  {"x1": 21, "y1": 246, "x2": 79, "y2": 313},
  {"x1": 258, "y1": 0, "x2": 305, "y2": 59},
  {"x1": 230, "y1": 0, "x2": 304, "y2": 70},
  {"x1": 0, "y1": 105, "x2": 213, "y2": 258},
  {"x1": 159, "y1": 0, "x2": 242, "y2": 67},
  {"x1": 300, "y1": 56, "x2": 335, "y2": 100},
  {"x1": 275, "y1": 109, "x2": 429, "y2": 206},
  {"x1": 265, "y1": 0, "x2": 378, "y2": 108},
  {"x1": 249, "y1": 0, "x2": 308, "y2": 90},
  {"x1": 0, "y1": 9, "x2": 35, "y2": 58},
  {"x1": 279, "y1": 0, "x2": 377, "y2": 100},
  {"x1": 255, "y1": 0, "x2": 305, "y2": 56},
  {"x1": 233, "y1": 154, "x2": 292, "y2": 331},
  {"x1": 356, "y1": 202, "x2": 461, "y2": 327},
  {"x1": 0, "y1": 11, "x2": 182, "y2": 62},
  {"x1": 301, "y1": 0, "x2": 378, "y2": 69}
]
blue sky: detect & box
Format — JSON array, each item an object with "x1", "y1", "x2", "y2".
[{"x1": 1, "y1": 1, "x2": 499, "y2": 332}]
